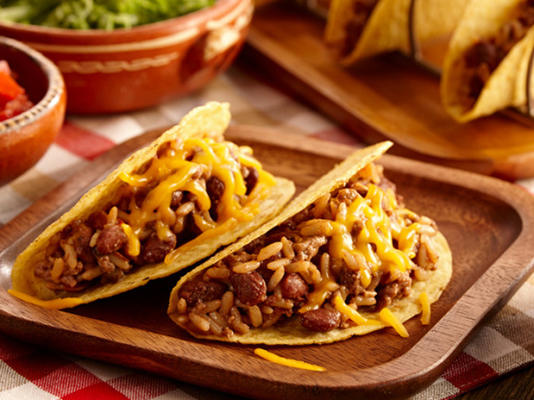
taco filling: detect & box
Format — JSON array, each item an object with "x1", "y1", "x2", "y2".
[
  {"x1": 172, "y1": 162, "x2": 441, "y2": 337},
  {"x1": 341, "y1": 0, "x2": 379, "y2": 56},
  {"x1": 461, "y1": 0, "x2": 534, "y2": 108},
  {"x1": 33, "y1": 136, "x2": 276, "y2": 294}
]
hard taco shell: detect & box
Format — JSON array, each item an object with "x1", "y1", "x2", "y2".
[
  {"x1": 169, "y1": 141, "x2": 452, "y2": 345},
  {"x1": 11, "y1": 102, "x2": 295, "y2": 308},
  {"x1": 326, "y1": 0, "x2": 467, "y2": 65},
  {"x1": 441, "y1": 0, "x2": 534, "y2": 122}
]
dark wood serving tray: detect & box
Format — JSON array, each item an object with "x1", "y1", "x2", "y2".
[
  {"x1": 243, "y1": 1, "x2": 534, "y2": 180},
  {"x1": 0, "y1": 125, "x2": 534, "y2": 399}
]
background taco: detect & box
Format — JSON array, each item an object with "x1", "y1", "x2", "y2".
[
  {"x1": 326, "y1": 0, "x2": 467, "y2": 65},
  {"x1": 168, "y1": 141, "x2": 452, "y2": 345},
  {"x1": 441, "y1": 0, "x2": 534, "y2": 122},
  {"x1": 10, "y1": 102, "x2": 295, "y2": 309}
]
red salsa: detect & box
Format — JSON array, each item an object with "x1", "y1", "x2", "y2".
[{"x1": 0, "y1": 61, "x2": 33, "y2": 122}]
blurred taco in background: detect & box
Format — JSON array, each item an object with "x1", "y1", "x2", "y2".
[
  {"x1": 442, "y1": 0, "x2": 534, "y2": 122},
  {"x1": 168, "y1": 141, "x2": 452, "y2": 345},
  {"x1": 325, "y1": 0, "x2": 467, "y2": 65},
  {"x1": 294, "y1": 0, "x2": 332, "y2": 18},
  {"x1": 10, "y1": 102, "x2": 295, "y2": 309}
]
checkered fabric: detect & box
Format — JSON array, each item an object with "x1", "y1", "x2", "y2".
[{"x1": 0, "y1": 65, "x2": 533, "y2": 400}]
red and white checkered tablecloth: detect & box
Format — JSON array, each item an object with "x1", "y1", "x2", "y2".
[{"x1": 0, "y1": 65, "x2": 533, "y2": 400}]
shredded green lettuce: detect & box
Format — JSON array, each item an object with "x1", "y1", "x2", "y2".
[{"x1": 0, "y1": 0, "x2": 215, "y2": 30}]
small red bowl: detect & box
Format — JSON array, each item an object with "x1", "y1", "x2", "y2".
[
  {"x1": 0, "y1": 0, "x2": 252, "y2": 114},
  {"x1": 0, "y1": 37, "x2": 66, "y2": 185}
]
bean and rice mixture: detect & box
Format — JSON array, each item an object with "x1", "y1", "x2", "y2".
[
  {"x1": 175, "y1": 163, "x2": 440, "y2": 336},
  {"x1": 33, "y1": 138, "x2": 266, "y2": 293}
]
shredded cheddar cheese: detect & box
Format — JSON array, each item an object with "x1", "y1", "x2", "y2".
[
  {"x1": 8, "y1": 289, "x2": 83, "y2": 309},
  {"x1": 333, "y1": 295, "x2": 381, "y2": 326},
  {"x1": 121, "y1": 223, "x2": 140, "y2": 257},
  {"x1": 398, "y1": 223, "x2": 422, "y2": 259},
  {"x1": 298, "y1": 182, "x2": 425, "y2": 312},
  {"x1": 114, "y1": 137, "x2": 275, "y2": 264},
  {"x1": 419, "y1": 292, "x2": 431, "y2": 325},
  {"x1": 253, "y1": 348, "x2": 325, "y2": 371},
  {"x1": 379, "y1": 307, "x2": 409, "y2": 337},
  {"x1": 360, "y1": 267, "x2": 372, "y2": 287}
]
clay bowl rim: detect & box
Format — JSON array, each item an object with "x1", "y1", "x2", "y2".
[
  {"x1": 0, "y1": 36, "x2": 65, "y2": 136},
  {"x1": 0, "y1": 0, "x2": 243, "y2": 43}
]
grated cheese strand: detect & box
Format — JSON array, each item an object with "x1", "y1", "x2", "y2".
[
  {"x1": 379, "y1": 307, "x2": 409, "y2": 338},
  {"x1": 254, "y1": 348, "x2": 325, "y2": 371},
  {"x1": 121, "y1": 223, "x2": 140, "y2": 257},
  {"x1": 333, "y1": 295, "x2": 382, "y2": 326},
  {"x1": 419, "y1": 292, "x2": 431, "y2": 325}
]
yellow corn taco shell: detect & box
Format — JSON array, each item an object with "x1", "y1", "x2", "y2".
[
  {"x1": 10, "y1": 102, "x2": 295, "y2": 309},
  {"x1": 441, "y1": 0, "x2": 534, "y2": 122},
  {"x1": 326, "y1": 0, "x2": 467, "y2": 65},
  {"x1": 168, "y1": 141, "x2": 453, "y2": 345}
]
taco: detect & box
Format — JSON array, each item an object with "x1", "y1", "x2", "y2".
[
  {"x1": 325, "y1": 0, "x2": 467, "y2": 66},
  {"x1": 294, "y1": 0, "x2": 332, "y2": 18},
  {"x1": 441, "y1": 0, "x2": 534, "y2": 122},
  {"x1": 168, "y1": 141, "x2": 452, "y2": 345},
  {"x1": 10, "y1": 102, "x2": 295, "y2": 309}
]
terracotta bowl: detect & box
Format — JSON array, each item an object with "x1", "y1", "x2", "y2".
[
  {"x1": 0, "y1": 0, "x2": 253, "y2": 114},
  {"x1": 0, "y1": 37, "x2": 66, "y2": 185}
]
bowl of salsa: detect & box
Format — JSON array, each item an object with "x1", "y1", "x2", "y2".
[
  {"x1": 0, "y1": 37, "x2": 66, "y2": 185},
  {"x1": 0, "y1": 60, "x2": 33, "y2": 122}
]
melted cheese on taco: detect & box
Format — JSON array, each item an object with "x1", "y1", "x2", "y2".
[{"x1": 169, "y1": 160, "x2": 451, "y2": 343}]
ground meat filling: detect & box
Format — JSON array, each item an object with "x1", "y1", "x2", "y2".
[
  {"x1": 462, "y1": 0, "x2": 534, "y2": 106},
  {"x1": 342, "y1": 0, "x2": 379, "y2": 56},
  {"x1": 175, "y1": 163, "x2": 441, "y2": 337},
  {"x1": 34, "y1": 140, "x2": 261, "y2": 293}
]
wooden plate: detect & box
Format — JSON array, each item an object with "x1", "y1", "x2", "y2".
[
  {"x1": 243, "y1": 1, "x2": 534, "y2": 180},
  {"x1": 1, "y1": 125, "x2": 534, "y2": 399}
]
